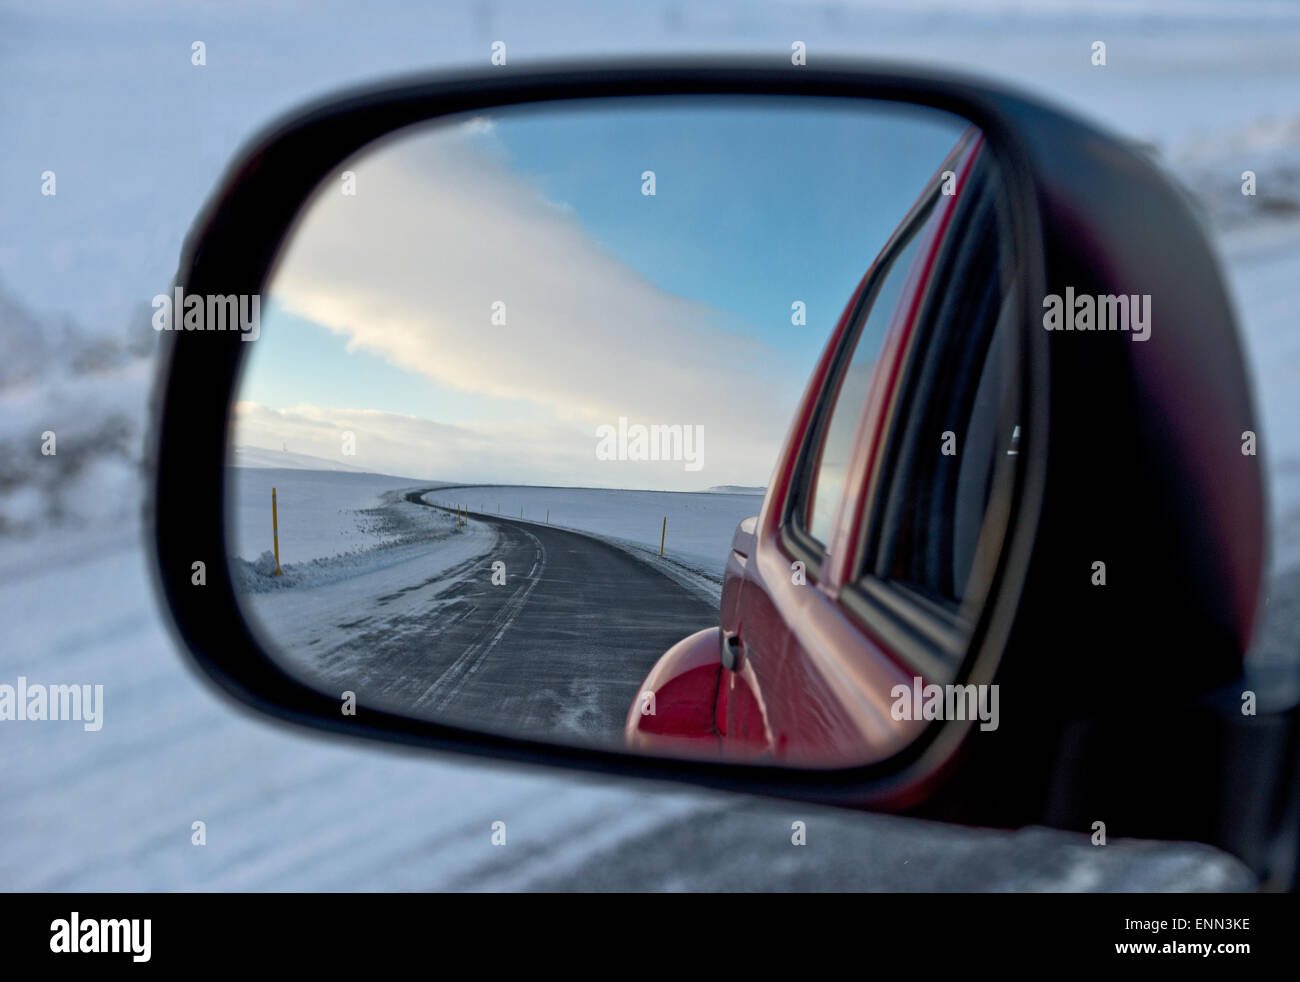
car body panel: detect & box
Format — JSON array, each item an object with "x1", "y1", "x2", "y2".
[{"x1": 624, "y1": 627, "x2": 723, "y2": 755}]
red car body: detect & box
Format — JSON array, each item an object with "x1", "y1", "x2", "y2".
[{"x1": 627, "y1": 131, "x2": 986, "y2": 769}]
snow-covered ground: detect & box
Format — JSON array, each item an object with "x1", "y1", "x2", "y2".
[
  {"x1": 226, "y1": 462, "x2": 763, "y2": 616},
  {"x1": 4, "y1": 0, "x2": 1300, "y2": 891},
  {"x1": 228, "y1": 465, "x2": 432, "y2": 568},
  {"x1": 423, "y1": 485, "x2": 762, "y2": 578},
  {"x1": 227, "y1": 468, "x2": 761, "y2": 580},
  {"x1": 236, "y1": 492, "x2": 500, "y2": 676},
  {"x1": 0, "y1": 291, "x2": 154, "y2": 538},
  {"x1": 1217, "y1": 218, "x2": 1300, "y2": 574}
]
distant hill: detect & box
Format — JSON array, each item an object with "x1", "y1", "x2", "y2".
[
  {"x1": 704, "y1": 485, "x2": 766, "y2": 496},
  {"x1": 231, "y1": 445, "x2": 380, "y2": 474}
]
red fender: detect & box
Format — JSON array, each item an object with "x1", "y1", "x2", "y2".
[{"x1": 624, "y1": 627, "x2": 722, "y2": 756}]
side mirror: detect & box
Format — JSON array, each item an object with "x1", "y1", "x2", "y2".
[
  {"x1": 730, "y1": 516, "x2": 758, "y2": 559},
  {"x1": 149, "y1": 59, "x2": 1295, "y2": 886}
]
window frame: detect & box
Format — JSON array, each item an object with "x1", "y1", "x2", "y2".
[
  {"x1": 780, "y1": 186, "x2": 944, "y2": 584},
  {"x1": 840, "y1": 153, "x2": 1024, "y2": 681}
]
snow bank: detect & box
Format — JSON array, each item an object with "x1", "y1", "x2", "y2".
[
  {"x1": 227, "y1": 467, "x2": 444, "y2": 568},
  {"x1": 1170, "y1": 113, "x2": 1300, "y2": 231},
  {"x1": 238, "y1": 517, "x2": 499, "y2": 661},
  {"x1": 0, "y1": 286, "x2": 155, "y2": 537}
]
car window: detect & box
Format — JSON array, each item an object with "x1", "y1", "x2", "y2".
[
  {"x1": 801, "y1": 199, "x2": 937, "y2": 547},
  {"x1": 865, "y1": 165, "x2": 1017, "y2": 610}
]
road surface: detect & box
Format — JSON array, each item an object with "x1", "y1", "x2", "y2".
[{"x1": 275, "y1": 490, "x2": 717, "y2": 746}]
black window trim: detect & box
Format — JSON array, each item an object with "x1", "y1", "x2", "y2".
[
  {"x1": 842, "y1": 578, "x2": 966, "y2": 681},
  {"x1": 839, "y1": 152, "x2": 1024, "y2": 680}
]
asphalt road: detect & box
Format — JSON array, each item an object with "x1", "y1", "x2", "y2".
[{"x1": 322, "y1": 491, "x2": 718, "y2": 745}]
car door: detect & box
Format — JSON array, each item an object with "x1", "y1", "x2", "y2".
[{"x1": 718, "y1": 130, "x2": 1012, "y2": 767}]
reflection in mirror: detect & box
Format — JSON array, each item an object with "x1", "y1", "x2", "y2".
[{"x1": 225, "y1": 96, "x2": 1017, "y2": 768}]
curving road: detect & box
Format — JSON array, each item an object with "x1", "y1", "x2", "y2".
[{"x1": 313, "y1": 490, "x2": 718, "y2": 745}]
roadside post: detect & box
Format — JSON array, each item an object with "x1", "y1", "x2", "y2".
[{"x1": 271, "y1": 488, "x2": 282, "y2": 576}]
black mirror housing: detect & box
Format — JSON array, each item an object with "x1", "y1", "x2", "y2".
[{"x1": 148, "y1": 58, "x2": 1292, "y2": 884}]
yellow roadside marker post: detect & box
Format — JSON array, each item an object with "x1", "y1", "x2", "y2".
[
  {"x1": 271, "y1": 488, "x2": 282, "y2": 576},
  {"x1": 660, "y1": 516, "x2": 667, "y2": 557}
]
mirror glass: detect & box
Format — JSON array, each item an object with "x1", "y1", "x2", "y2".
[{"x1": 225, "y1": 95, "x2": 1017, "y2": 768}]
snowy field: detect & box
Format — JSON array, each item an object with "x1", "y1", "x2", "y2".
[
  {"x1": 5, "y1": 0, "x2": 1300, "y2": 891},
  {"x1": 226, "y1": 464, "x2": 762, "y2": 608},
  {"x1": 422, "y1": 485, "x2": 762, "y2": 578},
  {"x1": 228, "y1": 464, "x2": 433, "y2": 568},
  {"x1": 232, "y1": 479, "x2": 502, "y2": 673},
  {"x1": 228, "y1": 465, "x2": 763, "y2": 580}
]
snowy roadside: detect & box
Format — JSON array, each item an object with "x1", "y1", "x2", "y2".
[
  {"x1": 227, "y1": 465, "x2": 445, "y2": 569},
  {"x1": 238, "y1": 498, "x2": 501, "y2": 682}
]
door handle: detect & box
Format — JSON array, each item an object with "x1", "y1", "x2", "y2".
[{"x1": 721, "y1": 632, "x2": 743, "y2": 672}]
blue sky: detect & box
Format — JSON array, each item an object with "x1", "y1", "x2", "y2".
[
  {"x1": 477, "y1": 98, "x2": 965, "y2": 361},
  {"x1": 234, "y1": 98, "x2": 965, "y2": 485}
]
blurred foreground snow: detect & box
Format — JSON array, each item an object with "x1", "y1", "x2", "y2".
[{"x1": 0, "y1": 525, "x2": 1254, "y2": 890}]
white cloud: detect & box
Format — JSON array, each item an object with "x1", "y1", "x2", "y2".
[
  {"x1": 233, "y1": 401, "x2": 737, "y2": 489},
  {"x1": 249, "y1": 121, "x2": 803, "y2": 488}
]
